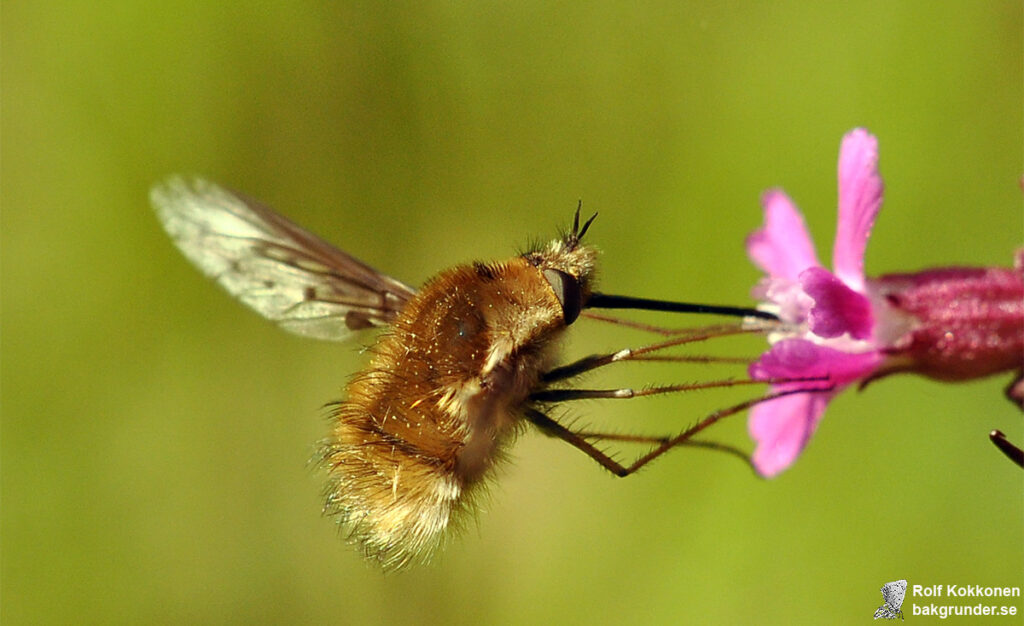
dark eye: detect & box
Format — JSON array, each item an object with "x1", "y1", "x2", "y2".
[{"x1": 542, "y1": 269, "x2": 582, "y2": 325}]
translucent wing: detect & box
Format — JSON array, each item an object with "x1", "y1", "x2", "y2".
[{"x1": 151, "y1": 176, "x2": 417, "y2": 341}]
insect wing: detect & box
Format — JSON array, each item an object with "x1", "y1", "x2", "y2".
[
  {"x1": 151, "y1": 177, "x2": 417, "y2": 340},
  {"x1": 873, "y1": 579, "x2": 907, "y2": 620},
  {"x1": 881, "y1": 580, "x2": 907, "y2": 610}
]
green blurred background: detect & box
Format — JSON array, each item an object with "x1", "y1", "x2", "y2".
[{"x1": 3, "y1": 2, "x2": 1022, "y2": 624}]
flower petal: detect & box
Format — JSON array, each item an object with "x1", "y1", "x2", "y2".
[
  {"x1": 747, "y1": 338, "x2": 884, "y2": 476},
  {"x1": 755, "y1": 277, "x2": 815, "y2": 325},
  {"x1": 747, "y1": 190, "x2": 820, "y2": 281},
  {"x1": 749, "y1": 392, "x2": 830, "y2": 477},
  {"x1": 833, "y1": 128, "x2": 883, "y2": 291},
  {"x1": 750, "y1": 338, "x2": 883, "y2": 387},
  {"x1": 800, "y1": 267, "x2": 874, "y2": 339}
]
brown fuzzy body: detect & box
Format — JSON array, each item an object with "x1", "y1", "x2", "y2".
[
  {"x1": 319, "y1": 244, "x2": 595, "y2": 569},
  {"x1": 150, "y1": 177, "x2": 600, "y2": 570}
]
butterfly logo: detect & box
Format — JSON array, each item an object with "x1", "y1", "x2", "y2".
[{"x1": 873, "y1": 579, "x2": 907, "y2": 620}]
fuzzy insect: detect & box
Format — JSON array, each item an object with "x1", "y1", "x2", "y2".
[{"x1": 151, "y1": 177, "x2": 784, "y2": 569}]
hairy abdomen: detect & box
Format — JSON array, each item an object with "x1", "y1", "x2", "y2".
[{"x1": 318, "y1": 260, "x2": 564, "y2": 569}]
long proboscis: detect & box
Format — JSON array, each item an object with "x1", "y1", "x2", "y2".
[{"x1": 586, "y1": 292, "x2": 777, "y2": 321}]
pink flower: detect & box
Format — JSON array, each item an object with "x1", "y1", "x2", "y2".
[{"x1": 745, "y1": 128, "x2": 1024, "y2": 477}]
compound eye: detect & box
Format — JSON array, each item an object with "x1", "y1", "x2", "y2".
[{"x1": 542, "y1": 268, "x2": 582, "y2": 325}]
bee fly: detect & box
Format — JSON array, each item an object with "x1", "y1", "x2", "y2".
[{"x1": 151, "y1": 177, "x2": 786, "y2": 570}]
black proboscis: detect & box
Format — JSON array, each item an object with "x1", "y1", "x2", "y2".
[{"x1": 587, "y1": 292, "x2": 777, "y2": 321}]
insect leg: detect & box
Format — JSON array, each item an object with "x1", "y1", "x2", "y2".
[
  {"x1": 523, "y1": 408, "x2": 632, "y2": 476},
  {"x1": 526, "y1": 388, "x2": 817, "y2": 476},
  {"x1": 532, "y1": 378, "x2": 770, "y2": 402},
  {"x1": 578, "y1": 311, "x2": 713, "y2": 336},
  {"x1": 542, "y1": 325, "x2": 762, "y2": 383},
  {"x1": 573, "y1": 430, "x2": 753, "y2": 468}
]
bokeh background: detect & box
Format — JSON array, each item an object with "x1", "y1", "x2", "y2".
[{"x1": 4, "y1": 2, "x2": 1022, "y2": 624}]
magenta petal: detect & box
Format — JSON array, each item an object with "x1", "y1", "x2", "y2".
[
  {"x1": 747, "y1": 339, "x2": 884, "y2": 476},
  {"x1": 800, "y1": 267, "x2": 874, "y2": 339},
  {"x1": 746, "y1": 190, "x2": 820, "y2": 281},
  {"x1": 749, "y1": 338, "x2": 883, "y2": 387},
  {"x1": 833, "y1": 128, "x2": 883, "y2": 291},
  {"x1": 750, "y1": 339, "x2": 825, "y2": 382},
  {"x1": 749, "y1": 392, "x2": 830, "y2": 477}
]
